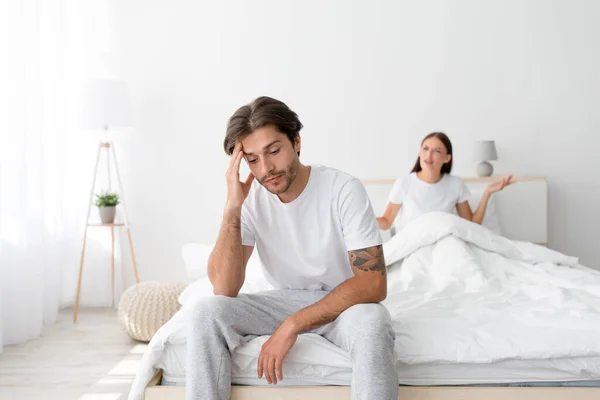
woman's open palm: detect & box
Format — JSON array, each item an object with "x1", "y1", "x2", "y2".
[{"x1": 486, "y1": 175, "x2": 514, "y2": 194}]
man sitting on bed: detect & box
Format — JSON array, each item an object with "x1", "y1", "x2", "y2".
[{"x1": 186, "y1": 96, "x2": 398, "y2": 400}]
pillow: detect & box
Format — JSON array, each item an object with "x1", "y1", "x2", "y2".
[
  {"x1": 181, "y1": 243, "x2": 212, "y2": 281},
  {"x1": 179, "y1": 243, "x2": 274, "y2": 306},
  {"x1": 181, "y1": 242, "x2": 268, "y2": 281},
  {"x1": 467, "y1": 189, "x2": 502, "y2": 235}
]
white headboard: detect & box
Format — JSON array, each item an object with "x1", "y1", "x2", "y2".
[{"x1": 362, "y1": 176, "x2": 548, "y2": 245}]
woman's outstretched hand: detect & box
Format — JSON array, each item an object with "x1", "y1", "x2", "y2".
[{"x1": 485, "y1": 175, "x2": 514, "y2": 194}]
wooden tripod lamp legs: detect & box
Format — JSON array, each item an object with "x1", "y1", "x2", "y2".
[
  {"x1": 73, "y1": 228, "x2": 88, "y2": 323},
  {"x1": 73, "y1": 227, "x2": 140, "y2": 323},
  {"x1": 127, "y1": 228, "x2": 140, "y2": 284}
]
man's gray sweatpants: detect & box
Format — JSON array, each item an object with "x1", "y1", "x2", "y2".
[{"x1": 185, "y1": 289, "x2": 398, "y2": 400}]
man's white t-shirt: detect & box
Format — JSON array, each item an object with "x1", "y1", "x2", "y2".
[
  {"x1": 240, "y1": 165, "x2": 381, "y2": 291},
  {"x1": 388, "y1": 172, "x2": 471, "y2": 229}
]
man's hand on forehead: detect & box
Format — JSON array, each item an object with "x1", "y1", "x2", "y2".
[
  {"x1": 235, "y1": 141, "x2": 248, "y2": 159},
  {"x1": 225, "y1": 141, "x2": 254, "y2": 209}
]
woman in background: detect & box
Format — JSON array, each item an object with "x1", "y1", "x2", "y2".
[{"x1": 377, "y1": 132, "x2": 513, "y2": 231}]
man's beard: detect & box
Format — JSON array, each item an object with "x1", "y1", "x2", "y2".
[{"x1": 258, "y1": 157, "x2": 299, "y2": 195}]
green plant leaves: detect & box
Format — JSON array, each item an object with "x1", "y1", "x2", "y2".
[{"x1": 94, "y1": 191, "x2": 120, "y2": 207}]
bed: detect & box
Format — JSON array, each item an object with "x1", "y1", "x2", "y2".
[{"x1": 129, "y1": 176, "x2": 600, "y2": 400}]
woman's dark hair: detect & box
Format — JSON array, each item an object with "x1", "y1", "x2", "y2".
[
  {"x1": 224, "y1": 96, "x2": 303, "y2": 156},
  {"x1": 411, "y1": 132, "x2": 453, "y2": 174}
]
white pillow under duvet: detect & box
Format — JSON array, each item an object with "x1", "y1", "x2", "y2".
[
  {"x1": 466, "y1": 189, "x2": 502, "y2": 235},
  {"x1": 179, "y1": 243, "x2": 273, "y2": 306}
]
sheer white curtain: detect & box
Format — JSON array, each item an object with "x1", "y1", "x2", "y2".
[{"x1": 0, "y1": 0, "x2": 111, "y2": 352}]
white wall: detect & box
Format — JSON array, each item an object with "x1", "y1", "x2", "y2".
[{"x1": 103, "y1": 0, "x2": 600, "y2": 288}]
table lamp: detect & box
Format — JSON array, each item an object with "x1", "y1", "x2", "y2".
[{"x1": 474, "y1": 140, "x2": 497, "y2": 177}]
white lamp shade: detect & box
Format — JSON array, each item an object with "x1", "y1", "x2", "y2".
[
  {"x1": 474, "y1": 140, "x2": 498, "y2": 161},
  {"x1": 81, "y1": 79, "x2": 132, "y2": 130}
]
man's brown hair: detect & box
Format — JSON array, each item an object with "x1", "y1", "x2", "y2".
[{"x1": 223, "y1": 96, "x2": 303, "y2": 155}]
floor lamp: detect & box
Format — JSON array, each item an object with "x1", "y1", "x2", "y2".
[{"x1": 74, "y1": 79, "x2": 140, "y2": 323}]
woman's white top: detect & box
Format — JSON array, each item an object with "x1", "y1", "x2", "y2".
[{"x1": 388, "y1": 172, "x2": 471, "y2": 228}]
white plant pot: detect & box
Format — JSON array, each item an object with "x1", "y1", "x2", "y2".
[{"x1": 99, "y1": 206, "x2": 116, "y2": 224}]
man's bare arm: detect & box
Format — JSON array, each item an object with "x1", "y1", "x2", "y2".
[
  {"x1": 285, "y1": 245, "x2": 387, "y2": 333},
  {"x1": 209, "y1": 142, "x2": 255, "y2": 297},
  {"x1": 207, "y1": 208, "x2": 253, "y2": 297}
]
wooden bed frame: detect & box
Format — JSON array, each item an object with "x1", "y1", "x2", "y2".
[{"x1": 145, "y1": 369, "x2": 600, "y2": 400}]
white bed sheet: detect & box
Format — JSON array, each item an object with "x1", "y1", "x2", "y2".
[{"x1": 159, "y1": 336, "x2": 600, "y2": 386}]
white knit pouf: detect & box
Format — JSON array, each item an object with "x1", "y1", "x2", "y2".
[{"x1": 118, "y1": 281, "x2": 187, "y2": 342}]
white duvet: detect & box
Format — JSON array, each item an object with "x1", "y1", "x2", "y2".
[{"x1": 128, "y1": 211, "x2": 600, "y2": 400}]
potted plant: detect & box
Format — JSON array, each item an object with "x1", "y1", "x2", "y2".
[{"x1": 95, "y1": 191, "x2": 120, "y2": 224}]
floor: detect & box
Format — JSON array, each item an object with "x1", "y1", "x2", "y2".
[{"x1": 0, "y1": 309, "x2": 144, "y2": 400}]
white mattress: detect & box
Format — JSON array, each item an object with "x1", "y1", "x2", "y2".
[{"x1": 157, "y1": 333, "x2": 600, "y2": 386}]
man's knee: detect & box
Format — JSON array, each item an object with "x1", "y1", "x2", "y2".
[
  {"x1": 343, "y1": 304, "x2": 394, "y2": 342},
  {"x1": 191, "y1": 295, "x2": 239, "y2": 327},
  {"x1": 346, "y1": 303, "x2": 391, "y2": 325}
]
